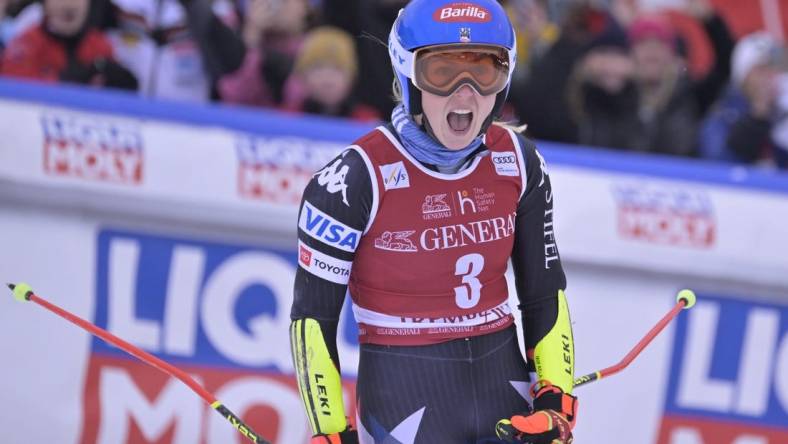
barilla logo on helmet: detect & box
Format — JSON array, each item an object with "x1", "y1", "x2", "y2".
[{"x1": 434, "y1": 2, "x2": 491, "y2": 23}]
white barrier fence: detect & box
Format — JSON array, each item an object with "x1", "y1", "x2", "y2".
[{"x1": 0, "y1": 80, "x2": 786, "y2": 443}]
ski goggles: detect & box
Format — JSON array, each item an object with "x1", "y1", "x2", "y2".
[{"x1": 413, "y1": 44, "x2": 511, "y2": 96}]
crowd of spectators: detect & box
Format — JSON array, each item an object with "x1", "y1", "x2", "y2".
[{"x1": 0, "y1": 0, "x2": 786, "y2": 170}]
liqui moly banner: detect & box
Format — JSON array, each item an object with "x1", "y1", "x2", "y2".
[
  {"x1": 657, "y1": 294, "x2": 788, "y2": 444},
  {"x1": 41, "y1": 112, "x2": 144, "y2": 185},
  {"x1": 81, "y1": 229, "x2": 360, "y2": 443},
  {"x1": 0, "y1": 89, "x2": 349, "y2": 218},
  {"x1": 236, "y1": 135, "x2": 342, "y2": 205},
  {"x1": 548, "y1": 168, "x2": 788, "y2": 289}
]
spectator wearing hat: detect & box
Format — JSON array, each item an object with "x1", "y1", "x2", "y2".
[
  {"x1": 286, "y1": 26, "x2": 379, "y2": 121},
  {"x1": 699, "y1": 31, "x2": 788, "y2": 168},
  {"x1": 1, "y1": 0, "x2": 137, "y2": 90}
]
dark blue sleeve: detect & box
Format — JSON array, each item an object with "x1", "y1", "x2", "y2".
[{"x1": 510, "y1": 134, "x2": 568, "y2": 360}]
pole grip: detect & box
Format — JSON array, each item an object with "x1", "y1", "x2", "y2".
[{"x1": 574, "y1": 371, "x2": 601, "y2": 388}]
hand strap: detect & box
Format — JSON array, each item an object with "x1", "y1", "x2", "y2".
[{"x1": 310, "y1": 426, "x2": 359, "y2": 444}]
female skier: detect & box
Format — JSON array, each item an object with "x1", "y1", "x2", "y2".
[{"x1": 290, "y1": 1, "x2": 578, "y2": 442}]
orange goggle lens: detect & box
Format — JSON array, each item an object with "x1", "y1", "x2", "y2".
[{"x1": 414, "y1": 45, "x2": 510, "y2": 96}]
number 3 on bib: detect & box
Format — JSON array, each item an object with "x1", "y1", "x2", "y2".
[{"x1": 454, "y1": 253, "x2": 484, "y2": 309}]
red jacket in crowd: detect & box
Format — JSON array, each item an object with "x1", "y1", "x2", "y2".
[{"x1": 1, "y1": 24, "x2": 136, "y2": 90}]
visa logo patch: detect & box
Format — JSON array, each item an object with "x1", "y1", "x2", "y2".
[
  {"x1": 380, "y1": 161, "x2": 410, "y2": 190},
  {"x1": 299, "y1": 201, "x2": 360, "y2": 252}
]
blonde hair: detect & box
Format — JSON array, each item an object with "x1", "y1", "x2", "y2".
[
  {"x1": 392, "y1": 76, "x2": 403, "y2": 105},
  {"x1": 492, "y1": 121, "x2": 528, "y2": 133}
]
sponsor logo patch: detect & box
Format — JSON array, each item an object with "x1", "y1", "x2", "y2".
[
  {"x1": 299, "y1": 201, "x2": 360, "y2": 252},
  {"x1": 41, "y1": 113, "x2": 143, "y2": 185},
  {"x1": 459, "y1": 27, "x2": 471, "y2": 42},
  {"x1": 299, "y1": 244, "x2": 312, "y2": 266},
  {"x1": 315, "y1": 154, "x2": 351, "y2": 206},
  {"x1": 420, "y1": 212, "x2": 515, "y2": 251},
  {"x1": 374, "y1": 230, "x2": 418, "y2": 252},
  {"x1": 456, "y1": 187, "x2": 496, "y2": 215},
  {"x1": 421, "y1": 193, "x2": 452, "y2": 220},
  {"x1": 297, "y1": 241, "x2": 353, "y2": 284},
  {"x1": 433, "y1": 2, "x2": 492, "y2": 23},
  {"x1": 380, "y1": 161, "x2": 410, "y2": 190},
  {"x1": 491, "y1": 151, "x2": 518, "y2": 176}
]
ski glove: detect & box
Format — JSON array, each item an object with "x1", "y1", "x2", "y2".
[
  {"x1": 496, "y1": 380, "x2": 578, "y2": 444},
  {"x1": 310, "y1": 427, "x2": 359, "y2": 444}
]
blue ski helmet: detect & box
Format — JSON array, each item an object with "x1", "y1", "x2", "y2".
[{"x1": 388, "y1": 0, "x2": 517, "y2": 119}]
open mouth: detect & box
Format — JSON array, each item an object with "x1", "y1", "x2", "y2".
[{"x1": 447, "y1": 109, "x2": 473, "y2": 135}]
